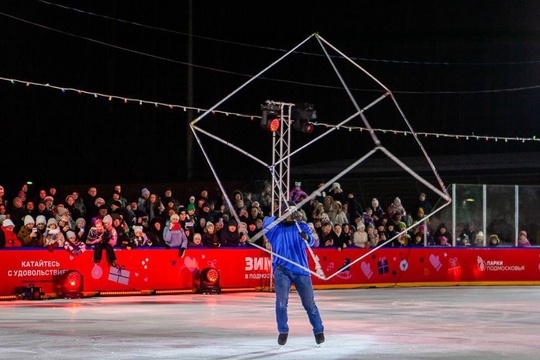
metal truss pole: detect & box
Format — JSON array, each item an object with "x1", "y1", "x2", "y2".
[{"x1": 269, "y1": 102, "x2": 294, "y2": 217}]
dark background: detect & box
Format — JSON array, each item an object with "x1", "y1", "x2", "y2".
[{"x1": 1, "y1": 0, "x2": 540, "y2": 193}]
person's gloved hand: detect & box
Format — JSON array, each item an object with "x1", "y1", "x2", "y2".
[{"x1": 299, "y1": 232, "x2": 309, "y2": 242}]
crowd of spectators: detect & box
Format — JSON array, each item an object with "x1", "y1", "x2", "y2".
[{"x1": 0, "y1": 181, "x2": 533, "y2": 252}]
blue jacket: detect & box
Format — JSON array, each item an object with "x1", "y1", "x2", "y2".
[{"x1": 263, "y1": 216, "x2": 315, "y2": 276}]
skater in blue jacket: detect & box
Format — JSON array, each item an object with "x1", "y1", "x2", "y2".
[{"x1": 263, "y1": 201, "x2": 325, "y2": 346}]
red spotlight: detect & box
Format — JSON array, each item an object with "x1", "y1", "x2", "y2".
[
  {"x1": 260, "y1": 103, "x2": 281, "y2": 133},
  {"x1": 193, "y1": 267, "x2": 221, "y2": 294},
  {"x1": 58, "y1": 270, "x2": 84, "y2": 298}
]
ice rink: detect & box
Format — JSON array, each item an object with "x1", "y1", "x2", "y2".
[{"x1": 1, "y1": 286, "x2": 539, "y2": 359}]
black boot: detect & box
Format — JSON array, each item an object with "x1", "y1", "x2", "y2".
[
  {"x1": 179, "y1": 247, "x2": 186, "y2": 258},
  {"x1": 278, "y1": 333, "x2": 288, "y2": 346},
  {"x1": 315, "y1": 332, "x2": 325, "y2": 345}
]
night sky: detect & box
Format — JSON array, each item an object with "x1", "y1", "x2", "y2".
[{"x1": 2, "y1": 0, "x2": 540, "y2": 191}]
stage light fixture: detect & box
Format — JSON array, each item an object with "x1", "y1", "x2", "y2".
[
  {"x1": 193, "y1": 267, "x2": 221, "y2": 294},
  {"x1": 292, "y1": 103, "x2": 316, "y2": 133},
  {"x1": 260, "y1": 102, "x2": 281, "y2": 133},
  {"x1": 58, "y1": 270, "x2": 84, "y2": 299}
]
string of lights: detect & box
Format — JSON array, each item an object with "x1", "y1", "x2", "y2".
[
  {"x1": 2, "y1": 75, "x2": 537, "y2": 144},
  {"x1": 0, "y1": 76, "x2": 256, "y2": 120}
]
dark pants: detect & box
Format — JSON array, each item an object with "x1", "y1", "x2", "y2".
[{"x1": 93, "y1": 242, "x2": 116, "y2": 264}]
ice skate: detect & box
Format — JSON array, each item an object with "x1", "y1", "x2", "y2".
[
  {"x1": 278, "y1": 333, "x2": 288, "y2": 346},
  {"x1": 315, "y1": 332, "x2": 325, "y2": 346}
]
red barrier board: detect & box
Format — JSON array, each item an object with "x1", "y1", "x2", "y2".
[{"x1": 1, "y1": 247, "x2": 539, "y2": 297}]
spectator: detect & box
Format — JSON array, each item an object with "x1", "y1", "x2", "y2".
[
  {"x1": 74, "y1": 217, "x2": 87, "y2": 243},
  {"x1": 138, "y1": 188, "x2": 151, "y2": 211},
  {"x1": 113, "y1": 217, "x2": 130, "y2": 248},
  {"x1": 163, "y1": 213, "x2": 188, "y2": 256},
  {"x1": 23, "y1": 200, "x2": 37, "y2": 219},
  {"x1": 328, "y1": 201, "x2": 348, "y2": 226},
  {"x1": 18, "y1": 215, "x2": 43, "y2": 247},
  {"x1": 105, "y1": 190, "x2": 123, "y2": 210},
  {"x1": 145, "y1": 193, "x2": 165, "y2": 221},
  {"x1": 328, "y1": 182, "x2": 344, "y2": 203},
  {"x1": 86, "y1": 216, "x2": 117, "y2": 267},
  {"x1": 414, "y1": 192, "x2": 433, "y2": 220},
  {"x1": 113, "y1": 184, "x2": 128, "y2": 208},
  {"x1": 367, "y1": 224, "x2": 379, "y2": 247},
  {"x1": 91, "y1": 204, "x2": 108, "y2": 226},
  {"x1": 319, "y1": 221, "x2": 334, "y2": 248},
  {"x1": 0, "y1": 185, "x2": 6, "y2": 206},
  {"x1": 473, "y1": 231, "x2": 485, "y2": 247},
  {"x1": 386, "y1": 197, "x2": 407, "y2": 222},
  {"x1": 289, "y1": 181, "x2": 308, "y2": 204},
  {"x1": 63, "y1": 230, "x2": 86, "y2": 256},
  {"x1": 0, "y1": 219, "x2": 22, "y2": 248},
  {"x1": 65, "y1": 194, "x2": 82, "y2": 221},
  {"x1": 342, "y1": 223, "x2": 354, "y2": 247},
  {"x1": 437, "y1": 235, "x2": 452, "y2": 247},
  {"x1": 147, "y1": 217, "x2": 167, "y2": 247},
  {"x1": 83, "y1": 187, "x2": 99, "y2": 223},
  {"x1": 130, "y1": 225, "x2": 152, "y2": 248},
  {"x1": 128, "y1": 201, "x2": 147, "y2": 229},
  {"x1": 9, "y1": 196, "x2": 26, "y2": 231},
  {"x1": 332, "y1": 223, "x2": 349, "y2": 250},
  {"x1": 345, "y1": 192, "x2": 363, "y2": 221},
  {"x1": 35, "y1": 189, "x2": 47, "y2": 205},
  {"x1": 395, "y1": 222, "x2": 410, "y2": 247},
  {"x1": 35, "y1": 201, "x2": 52, "y2": 221},
  {"x1": 368, "y1": 198, "x2": 385, "y2": 222},
  {"x1": 173, "y1": 207, "x2": 191, "y2": 241},
  {"x1": 489, "y1": 234, "x2": 501, "y2": 247},
  {"x1": 202, "y1": 221, "x2": 220, "y2": 248},
  {"x1": 259, "y1": 182, "x2": 273, "y2": 216},
  {"x1": 43, "y1": 218, "x2": 65, "y2": 251},
  {"x1": 189, "y1": 233, "x2": 204, "y2": 248},
  {"x1": 311, "y1": 202, "x2": 325, "y2": 222},
  {"x1": 71, "y1": 191, "x2": 87, "y2": 218},
  {"x1": 322, "y1": 195, "x2": 334, "y2": 213},
  {"x1": 517, "y1": 231, "x2": 531, "y2": 247},
  {"x1": 220, "y1": 219, "x2": 241, "y2": 247},
  {"x1": 314, "y1": 181, "x2": 327, "y2": 204},
  {"x1": 433, "y1": 223, "x2": 452, "y2": 246},
  {"x1": 186, "y1": 204, "x2": 199, "y2": 232},
  {"x1": 35, "y1": 215, "x2": 47, "y2": 238},
  {"x1": 352, "y1": 222, "x2": 368, "y2": 248},
  {"x1": 457, "y1": 234, "x2": 471, "y2": 247}
]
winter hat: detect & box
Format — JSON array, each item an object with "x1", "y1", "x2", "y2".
[
  {"x1": 294, "y1": 181, "x2": 302, "y2": 187},
  {"x1": 141, "y1": 188, "x2": 150, "y2": 196},
  {"x1": 102, "y1": 215, "x2": 113, "y2": 225},
  {"x1": 519, "y1": 231, "x2": 527, "y2": 237},
  {"x1": 332, "y1": 182, "x2": 341, "y2": 190},
  {"x1": 47, "y1": 218, "x2": 58, "y2": 226},
  {"x1": 475, "y1": 231, "x2": 484, "y2": 240},
  {"x1": 187, "y1": 204, "x2": 196, "y2": 212},
  {"x1": 36, "y1": 215, "x2": 47, "y2": 225},
  {"x1": 133, "y1": 225, "x2": 143, "y2": 234},
  {"x1": 398, "y1": 222, "x2": 407, "y2": 229},
  {"x1": 2, "y1": 219, "x2": 15, "y2": 227},
  {"x1": 76, "y1": 218, "x2": 86, "y2": 227},
  {"x1": 170, "y1": 213, "x2": 180, "y2": 222},
  {"x1": 228, "y1": 219, "x2": 237, "y2": 227},
  {"x1": 24, "y1": 215, "x2": 35, "y2": 225},
  {"x1": 66, "y1": 231, "x2": 76, "y2": 239}
]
